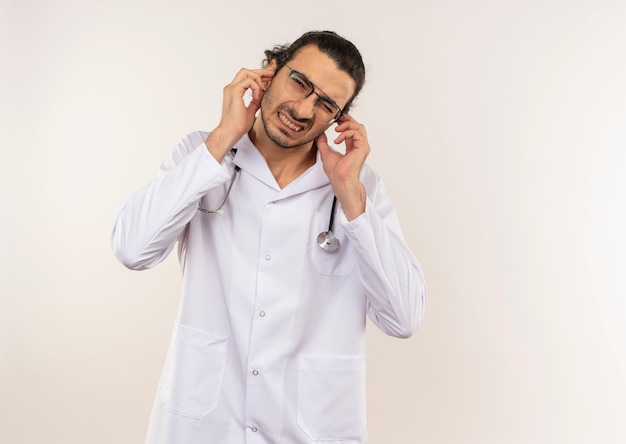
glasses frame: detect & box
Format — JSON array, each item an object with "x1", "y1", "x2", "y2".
[{"x1": 283, "y1": 64, "x2": 344, "y2": 124}]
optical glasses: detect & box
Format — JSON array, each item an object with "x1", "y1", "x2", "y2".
[{"x1": 283, "y1": 65, "x2": 343, "y2": 124}]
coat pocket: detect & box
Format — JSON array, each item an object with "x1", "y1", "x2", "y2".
[
  {"x1": 297, "y1": 355, "x2": 366, "y2": 441},
  {"x1": 158, "y1": 322, "x2": 228, "y2": 419}
]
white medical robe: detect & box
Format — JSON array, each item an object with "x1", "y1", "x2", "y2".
[{"x1": 111, "y1": 131, "x2": 426, "y2": 443}]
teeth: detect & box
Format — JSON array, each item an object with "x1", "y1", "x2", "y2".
[{"x1": 279, "y1": 112, "x2": 303, "y2": 132}]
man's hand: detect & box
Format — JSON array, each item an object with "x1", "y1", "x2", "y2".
[
  {"x1": 316, "y1": 114, "x2": 371, "y2": 221},
  {"x1": 205, "y1": 68, "x2": 275, "y2": 162}
]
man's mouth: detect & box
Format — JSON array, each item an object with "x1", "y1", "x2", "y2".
[{"x1": 278, "y1": 112, "x2": 304, "y2": 132}]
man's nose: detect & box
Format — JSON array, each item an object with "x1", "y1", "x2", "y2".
[{"x1": 291, "y1": 94, "x2": 318, "y2": 120}]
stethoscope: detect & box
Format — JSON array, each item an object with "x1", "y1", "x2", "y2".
[
  {"x1": 198, "y1": 163, "x2": 341, "y2": 253},
  {"x1": 198, "y1": 165, "x2": 241, "y2": 216}
]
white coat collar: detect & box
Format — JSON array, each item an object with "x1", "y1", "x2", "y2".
[{"x1": 232, "y1": 133, "x2": 331, "y2": 200}]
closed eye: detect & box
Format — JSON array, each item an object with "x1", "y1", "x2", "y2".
[{"x1": 318, "y1": 98, "x2": 336, "y2": 114}]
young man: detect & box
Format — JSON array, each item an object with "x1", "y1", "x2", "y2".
[{"x1": 111, "y1": 30, "x2": 425, "y2": 444}]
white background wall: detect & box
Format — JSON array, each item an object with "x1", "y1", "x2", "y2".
[{"x1": 2, "y1": 0, "x2": 626, "y2": 442}]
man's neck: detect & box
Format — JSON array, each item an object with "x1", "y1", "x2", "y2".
[{"x1": 249, "y1": 123, "x2": 317, "y2": 189}]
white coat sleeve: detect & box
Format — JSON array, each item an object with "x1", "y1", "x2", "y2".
[
  {"x1": 110, "y1": 132, "x2": 231, "y2": 270},
  {"x1": 341, "y1": 168, "x2": 426, "y2": 338}
]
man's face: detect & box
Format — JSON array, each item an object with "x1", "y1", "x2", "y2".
[{"x1": 259, "y1": 45, "x2": 355, "y2": 149}]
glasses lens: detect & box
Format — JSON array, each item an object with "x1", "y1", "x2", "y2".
[
  {"x1": 316, "y1": 97, "x2": 341, "y2": 123},
  {"x1": 286, "y1": 71, "x2": 312, "y2": 98}
]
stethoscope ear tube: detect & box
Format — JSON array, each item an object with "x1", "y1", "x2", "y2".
[
  {"x1": 198, "y1": 165, "x2": 241, "y2": 215},
  {"x1": 317, "y1": 196, "x2": 340, "y2": 253}
]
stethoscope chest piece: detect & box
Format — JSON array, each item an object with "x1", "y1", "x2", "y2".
[
  {"x1": 317, "y1": 195, "x2": 340, "y2": 253},
  {"x1": 317, "y1": 231, "x2": 340, "y2": 253}
]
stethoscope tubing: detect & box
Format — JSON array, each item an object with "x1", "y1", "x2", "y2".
[
  {"x1": 198, "y1": 163, "x2": 340, "y2": 252},
  {"x1": 197, "y1": 165, "x2": 241, "y2": 215}
]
